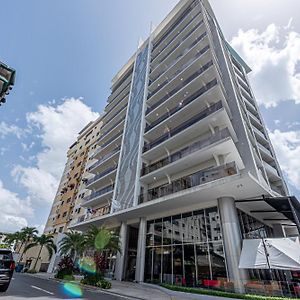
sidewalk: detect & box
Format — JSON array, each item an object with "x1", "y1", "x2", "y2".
[{"x1": 24, "y1": 273, "x2": 234, "y2": 300}]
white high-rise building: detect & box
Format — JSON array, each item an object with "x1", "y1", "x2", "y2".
[{"x1": 70, "y1": 0, "x2": 300, "y2": 293}]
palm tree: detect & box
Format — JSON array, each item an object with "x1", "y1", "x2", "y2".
[
  {"x1": 85, "y1": 225, "x2": 120, "y2": 253},
  {"x1": 4, "y1": 232, "x2": 26, "y2": 253},
  {"x1": 59, "y1": 231, "x2": 86, "y2": 263},
  {"x1": 18, "y1": 227, "x2": 38, "y2": 263},
  {"x1": 24, "y1": 234, "x2": 57, "y2": 271}
]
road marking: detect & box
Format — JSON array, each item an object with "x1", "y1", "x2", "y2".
[{"x1": 31, "y1": 285, "x2": 54, "y2": 295}]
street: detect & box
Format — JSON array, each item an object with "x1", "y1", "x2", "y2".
[{"x1": 1, "y1": 273, "x2": 130, "y2": 300}]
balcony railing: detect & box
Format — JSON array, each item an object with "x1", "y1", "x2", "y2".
[
  {"x1": 148, "y1": 45, "x2": 210, "y2": 99},
  {"x1": 86, "y1": 166, "x2": 118, "y2": 186},
  {"x1": 142, "y1": 128, "x2": 231, "y2": 176},
  {"x1": 150, "y1": 31, "x2": 208, "y2": 85},
  {"x1": 152, "y1": 10, "x2": 202, "y2": 62},
  {"x1": 139, "y1": 162, "x2": 238, "y2": 203},
  {"x1": 153, "y1": 0, "x2": 199, "y2": 50},
  {"x1": 89, "y1": 146, "x2": 121, "y2": 171},
  {"x1": 146, "y1": 76, "x2": 217, "y2": 133},
  {"x1": 101, "y1": 103, "x2": 127, "y2": 129},
  {"x1": 84, "y1": 185, "x2": 114, "y2": 203},
  {"x1": 143, "y1": 100, "x2": 223, "y2": 152},
  {"x1": 93, "y1": 131, "x2": 123, "y2": 157}
]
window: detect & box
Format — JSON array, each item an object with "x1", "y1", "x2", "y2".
[
  {"x1": 59, "y1": 227, "x2": 64, "y2": 233},
  {"x1": 63, "y1": 212, "x2": 67, "y2": 218}
]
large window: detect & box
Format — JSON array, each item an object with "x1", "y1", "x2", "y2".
[{"x1": 145, "y1": 207, "x2": 228, "y2": 287}]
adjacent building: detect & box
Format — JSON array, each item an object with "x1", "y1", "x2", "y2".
[
  {"x1": 55, "y1": 0, "x2": 298, "y2": 293},
  {"x1": 0, "y1": 61, "x2": 15, "y2": 106}
]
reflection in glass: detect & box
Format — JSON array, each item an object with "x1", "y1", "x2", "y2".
[
  {"x1": 145, "y1": 248, "x2": 152, "y2": 282},
  {"x1": 195, "y1": 243, "x2": 210, "y2": 286},
  {"x1": 184, "y1": 244, "x2": 196, "y2": 286},
  {"x1": 209, "y1": 242, "x2": 227, "y2": 280},
  {"x1": 146, "y1": 220, "x2": 155, "y2": 246},
  {"x1": 172, "y1": 214, "x2": 182, "y2": 244},
  {"x1": 163, "y1": 217, "x2": 172, "y2": 245},
  {"x1": 162, "y1": 246, "x2": 173, "y2": 284},
  {"x1": 173, "y1": 244, "x2": 183, "y2": 285},
  {"x1": 154, "y1": 219, "x2": 163, "y2": 246},
  {"x1": 153, "y1": 247, "x2": 162, "y2": 282},
  {"x1": 206, "y1": 207, "x2": 222, "y2": 241}
]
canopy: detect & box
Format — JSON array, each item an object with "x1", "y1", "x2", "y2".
[{"x1": 239, "y1": 238, "x2": 300, "y2": 270}]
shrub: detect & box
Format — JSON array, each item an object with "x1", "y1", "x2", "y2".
[
  {"x1": 80, "y1": 273, "x2": 103, "y2": 286},
  {"x1": 160, "y1": 284, "x2": 292, "y2": 300},
  {"x1": 96, "y1": 279, "x2": 111, "y2": 289},
  {"x1": 27, "y1": 269, "x2": 37, "y2": 274},
  {"x1": 55, "y1": 256, "x2": 74, "y2": 280}
]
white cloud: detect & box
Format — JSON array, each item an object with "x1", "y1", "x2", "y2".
[
  {"x1": 0, "y1": 180, "x2": 33, "y2": 233},
  {"x1": 231, "y1": 23, "x2": 300, "y2": 107},
  {"x1": 269, "y1": 129, "x2": 300, "y2": 191},
  {"x1": 12, "y1": 98, "x2": 99, "y2": 206},
  {"x1": 0, "y1": 121, "x2": 24, "y2": 139}
]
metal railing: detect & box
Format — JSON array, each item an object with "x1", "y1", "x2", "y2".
[
  {"x1": 146, "y1": 77, "x2": 217, "y2": 133},
  {"x1": 86, "y1": 166, "x2": 117, "y2": 186},
  {"x1": 143, "y1": 100, "x2": 223, "y2": 152},
  {"x1": 93, "y1": 131, "x2": 123, "y2": 157},
  {"x1": 142, "y1": 128, "x2": 231, "y2": 176},
  {"x1": 148, "y1": 45, "x2": 210, "y2": 99},
  {"x1": 139, "y1": 162, "x2": 237, "y2": 203},
  {"x1": 84, "y1": 185, "x2": 114, "y2": 203},
  {"x1": 89, "y1": 146, "x2": 121, "y2": 171}
]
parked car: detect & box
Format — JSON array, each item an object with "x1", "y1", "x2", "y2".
[{"x1": 0, "y1": 249, "x2": 15, "y2": 292}]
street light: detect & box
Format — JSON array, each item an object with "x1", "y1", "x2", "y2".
[{"x1": 0, "y1": 61, "x2": 16, "y2": 107}]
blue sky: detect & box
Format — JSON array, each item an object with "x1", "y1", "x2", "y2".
[{"x1": 0, "y1": 0, "x2": 299, "y2": 232}]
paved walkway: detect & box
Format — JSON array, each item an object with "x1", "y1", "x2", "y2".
[{"x1": 24, "y1": 273, "x2": 235, "y2": 300}]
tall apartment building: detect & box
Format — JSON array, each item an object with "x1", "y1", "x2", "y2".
[
  {"x1": 0, "y1": 61, "x2": 15, "y2": 106},
  {"x1": 70, "y1": 0, "x2": 300, "y2": 293},
  {"x1": 44, "y1": 117, "x2": 103, "y2": 235}
]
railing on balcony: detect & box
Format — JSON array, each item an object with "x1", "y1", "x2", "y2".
[
  {"x1": 147, "y1": 49, "x2": 211, "y2": 115},
  {"x1": 105, "y1": 90, "x2": 129, "y2": 116},
  {"x1": 142, "y1": 128, "x2": 231, "y2": 176},
  {"x1": 152, "y1": 1, "x2": 199, "y2": 51},
  {"x1": 139, "y1": 162, "x2": 238, "y2": 203},
  {"x1": 86, "y1": 166, "x2": 118, "y2": 186},
  {"x1": 146, "y1": 77, "x2": 217, "y2": 133},
  {"x1": 152, "y1": 10, "x2": 202, "y2": 62},
  {"x1": 93, "y1": 131, "x2": 123, "y2": 157},
  {"x1": 89, "y1": 146, "x2": 121, "y2": 171},
  {"x1": 150, "y1": 29, "x2": 207, "y2": 85},
  {"x1": 143, "y1": 100, "x2": 223, "y2": 152},
  {"x1": 97, "y1": 119, "x2": 124, "y2": 145},
  {"x1": 152, "y1": 19, "x2": 205, "y2": 69},
  {"x1": 84, "y1": 185, "x2": 114, "y2": 203},
  {"x1": 102, "y1": 103, "x2": 127, "y2": 128},
  {"x1": 148, "y1": 45, "x2": 210, "y2": 99}
]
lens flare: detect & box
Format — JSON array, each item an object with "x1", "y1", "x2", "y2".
[
  {"x1": 95, "y1": 230, "x2": 110, "y2": 250},
  {"x1": 63, "y1": 283, "x2": 83, "y2": 298},
  {"x1": 79, "y1": 257, "x2": 96, "y2": 274}
]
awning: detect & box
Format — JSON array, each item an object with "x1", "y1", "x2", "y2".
[{"x1": 239, "y1": 238, "x2": 300, "y2": 270}]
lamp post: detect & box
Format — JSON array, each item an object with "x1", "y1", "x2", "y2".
[{"x1": 0, "y1": 62, "x2": 16, "y2": 106}]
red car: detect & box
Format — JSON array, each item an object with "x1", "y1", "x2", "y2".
[{"x1": 0, "y1": 249, "x2": 15, "y2": 292}]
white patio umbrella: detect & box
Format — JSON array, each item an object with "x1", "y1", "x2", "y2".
[{"x1": 239, "y1": 237, "x2": 300, "y2": 270}]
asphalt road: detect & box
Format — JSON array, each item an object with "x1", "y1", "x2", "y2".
[{"x1": 0, "y1": 273, "x2": 130, "y2": 300}]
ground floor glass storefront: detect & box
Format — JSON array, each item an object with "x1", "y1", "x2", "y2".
[{"x1": 144, "y1": 206, "x2": 228, "y2": 287}]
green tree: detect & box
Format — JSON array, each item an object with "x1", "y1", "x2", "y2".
[
  {"x1": 18, "y1": 227, "x2": 38, "y2": 263},
  {"x1": 59, "y1": 231, "x2": 86, "y2": 263},
  {"x1": 4, "y1": 232, "x2": 26, "y2": 253},
  {"x1": 24, "y1": 234, "x2": 57, "y2": 271}
]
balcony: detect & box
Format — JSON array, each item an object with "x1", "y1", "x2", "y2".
[
  {"x1": 85, "y1": 166, "x2": 118, "y2": 189},
  {"x1": 152, "y1": 1, "x2": 200, "y2": 54},
  {"x1": 151, "y1": 25, "x2": 207, "y2": 81},
  {"x1": 101, "y1": 103, "x2": 127, "y2": 132},
  {"x1": 139, "y1": 162, "x2": 238, "y2": 203},
  {"x1": 144, "y1": 100, "x2": 223, "y2": 152},
  {"x1": 93, "y1": 131, "x2": 123, "y2": 158},
  {"x1": 97, "y1": 119, "x2": 124, "y2": 146},
  {"x1": 148, "y1": 48, "x2": 212, "y2": 105},
  {"x1": 105, "y1": 91, "x2": 129, "y2": 117},
  {"x1": 89, "y1": 146, "x2": 121, "y2": 173},
  {"x1": 263, "y1": 161, "x2": 280, "y2": 182},
  {"x1": 82, "y1": 185, "x2": 114, "y2": 208},
  {"x1": 142, "y1": 128, "x2": 231, "y2": 176},
  {"x1": 146, "y1": 76, "x2": 217, "y2": 133}
]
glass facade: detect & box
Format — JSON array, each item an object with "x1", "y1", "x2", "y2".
[{"x1": 144, "y1": 207, "x2": 228, "y2": 287}]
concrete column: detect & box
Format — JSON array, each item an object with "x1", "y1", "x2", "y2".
[
  {"x1": 135, "y1": 218, "x2": 147, "y2": 282},
  {"x1": 272, "y1": 224, "x2": 286, "y2": 238},
  {"x1": 218, "y1": 197, "x2": 248, "y2": 293},
  {"x1": 115, "y1": 222, "x2": 128, "y2": 281}
]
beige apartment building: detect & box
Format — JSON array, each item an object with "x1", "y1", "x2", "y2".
[{"x1": 19, "y1": 116, "x2": 103, "y2": 272}]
